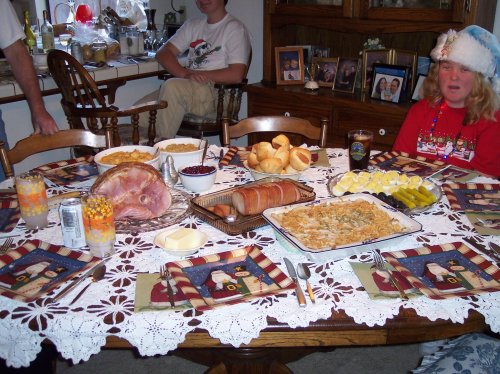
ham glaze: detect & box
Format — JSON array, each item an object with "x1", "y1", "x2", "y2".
[{"x1": 91, "y1": 162, "x2": 172, "y2": 220}]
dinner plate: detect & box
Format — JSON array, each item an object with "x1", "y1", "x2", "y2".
[
  {"x1": 0, "y1": 192, "x2": 21, "y2": 235},
  {"x1": 369, "y1": 151, "x2": 448, "y2": 178},
  {"x1": 114, "y1": 189, "x2": 191, "y2": 234},
  {"x1": 0, "y1": 239, "x2": 100, "y2": 302},
  {"x1": 382, "y1": 242, "x2": 500, "y2": 300},
  {"x1": 442, "y1": 182, "x2": 500, "y2": 213},
  {"x1": 263, "y1": 194, "x2": 422, "y2": 262},
  {"x1": 166, "y1": 246, "x2": 295, "y2": 311},
  {"x1": 327, "y1": 170, "x2": 442, "y2": 215},
  {"x1": 34, "y1": 156, "x2": 99, "y2": 186}
]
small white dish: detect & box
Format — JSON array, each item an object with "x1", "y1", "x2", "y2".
[
  {"x1": 178, "y1": 164, "x2": 217, "y2": 193},
  {"x1": 154, "y1": 228, "x2": 208, "y2": 256}
]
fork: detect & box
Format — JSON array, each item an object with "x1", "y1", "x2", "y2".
[
  {"x1": 372, "y1": 251, "x2": 409, "y2": 301},
  {"x1": 160, "y1": 265, "x2": 175, "y2": 307},
  {"x1": 0, "y1": 238, "x2": 14, "y2": 255}
]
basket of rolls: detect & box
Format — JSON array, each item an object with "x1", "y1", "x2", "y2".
[{"x1": 244, "y1": 134, "x2": 312, "y2": 181}]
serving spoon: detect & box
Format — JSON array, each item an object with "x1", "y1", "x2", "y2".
[{"x1": 69, "y1": 264, "x2": 106, "y2": 305}]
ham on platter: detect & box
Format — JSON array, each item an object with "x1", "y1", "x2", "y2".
[{"x1": 91, "y1": 162, "x2": 172, "y2": 220}]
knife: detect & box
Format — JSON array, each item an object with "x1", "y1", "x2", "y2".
[
  {"x1": 284, "y1": 258, "x2": 307, "y2": 307},
  {"x1": 50, "y1": 258, "x2": 110, "y2": 303}
]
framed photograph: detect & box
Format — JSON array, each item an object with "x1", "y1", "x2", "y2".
[
  {"x1": 311, "y1": 57, "x2": 339, "y2": 87},
  {"x1": 333, "y1": 58, "x2": 359, "y2": 93},
  {"x1": 417, "y1": 56, "x2": 432, "y2": 76},
  {"x1": 275, "y1": 47, "x2": 305, "y2": 85},
  {"x1": 392, "y1": 49, "x2": 418, "y2": 91},
  {"x1": 362, "y1": 49, "x2": 391, "y2": 92},
  {"x1": 370, "y1": 63, "x2": 410, "y2": 104},
  {"x1": 411, "y1": 74, "x2": 427, "y2": 102},
  {"x1": 311, "y1": 46, "x2": 331, "y2": 59}
]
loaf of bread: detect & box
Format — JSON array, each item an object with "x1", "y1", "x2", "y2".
[{"x1": 231, "y1": 180, "x2": 302, "y2": 215}]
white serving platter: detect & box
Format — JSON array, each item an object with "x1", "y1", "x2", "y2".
[{"x1": 263, "y1": 193, "x2": 422, "y2": 262}]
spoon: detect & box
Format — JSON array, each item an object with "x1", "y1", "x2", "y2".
[
  {"x1": 297, "y1": 263, "x2": 315, "y2": 303},
  {"x1": 69, "y1": 264, "x2": 106, "y2": 305},
  {"x1": 201, "y1": 139, "x2": 208, "y2": 166}
]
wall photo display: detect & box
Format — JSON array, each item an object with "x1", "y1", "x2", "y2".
[{"x1": 275, "y1": 47, "x2": 305, "y2": 85}]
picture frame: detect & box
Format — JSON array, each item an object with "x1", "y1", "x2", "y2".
[
  {"x1": 411, "y1": 74, "x2": 427, "y2": 102},
  {"x1": 311, "y1": 57, "x2": 339, "y2": 87},
  {"x1": 311, "y1": 46, "x2": 331, "y2": 59},
  {"x1": 274, "y1": 46, "x2": 305, "y2": 85},
  {"x1": 362, "y1": 49, "x2": 391, "y2": 92},
  {"x1": 392, "y1": 49, "x2": 418, "y2": 92},
  {"x1": 370, "y1": 63, "x2": 410, "y2": 104},
  {"x1": 333, "y1": 58, "x2": 359, "y2": 93}
]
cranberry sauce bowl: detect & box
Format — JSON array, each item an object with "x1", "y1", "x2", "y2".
[{"x1": 178, "y1": 165, "x2": 217, "y2": 193}]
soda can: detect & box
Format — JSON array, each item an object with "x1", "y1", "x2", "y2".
[
  {"x1": 70, "y1": 41, "x2": 84, "y2": 64},
  {"x1": 59, "y1": 198, "x2": 87, "y2": 248}
]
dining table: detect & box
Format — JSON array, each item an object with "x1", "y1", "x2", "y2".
[{"x1": 0, "y1": 145, "x2": 499, "y2": 373}]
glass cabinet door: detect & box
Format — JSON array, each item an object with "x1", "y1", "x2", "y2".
[
  {"x1": 283, "y1": 0, "x2": 343, "y2": 4},
  {"x1": 360, "y1": 0, "x2": 467, "y2": 23}
]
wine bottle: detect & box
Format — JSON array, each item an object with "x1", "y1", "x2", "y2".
[
  {"x1": 23, "y1": 10, "x2": 37, "y2": 54},
  {"x1": 41, "y1": 10, "x2": 55, "y2": 53}
]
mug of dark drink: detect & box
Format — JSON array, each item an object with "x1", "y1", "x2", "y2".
[{"x1": 348, "y1": 130, "x2": 373, "y2": 170}]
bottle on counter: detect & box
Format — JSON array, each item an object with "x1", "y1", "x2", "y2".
[
  {"x1": 41, "y1": 10, "x2": 55, "y2": 53},
  {"x1": 91, "y1": 37, "x2": 108, "y2": 63},
  {"x1": 23, "y1": 10, "x2": 37, "y2": 54}
]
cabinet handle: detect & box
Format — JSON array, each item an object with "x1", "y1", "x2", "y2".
[
  {"x1": 379, "y1": 128, "x2": 386, "y2": 136},
  {"x1": 283, "y1": 112, "x2": 291, "y2": 117},
  {"x1": 465, "y1": 0, "x2": 471, "y2": 13}
]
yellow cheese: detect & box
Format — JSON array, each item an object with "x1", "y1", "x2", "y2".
[{"x1": 155, "y1": 228, "x2": 207, "y2": 250}]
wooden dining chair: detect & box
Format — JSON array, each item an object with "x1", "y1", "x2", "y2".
[
  {"x1": 222, "y1": 115, "x2": 328, "y2": 148},
  {"x1": 47, "y1": 50, "x2": 167, "y2": 147},
  {"x1": 0, "y1": 128, "x2": 113, "y2": 178}
]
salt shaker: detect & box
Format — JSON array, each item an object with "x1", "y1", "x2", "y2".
[{"x1": 161, "y1": 155, "x2": 178, "y2": 187}]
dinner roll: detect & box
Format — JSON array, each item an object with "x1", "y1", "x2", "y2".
[
  {"x1": 272, "y1": 134, "x2": 290, "y2": 149},
  {"x1": 247, "y1": 152, "x2": 260, "y2": 168},
  {"x1": 289, "y1": 147, "x2": 312, "y2": 171},
  {"x1": 274, "y1": 145, "x2": 290, "y2": 168},
  {"x1": 284, "y1": 164, "x2": 299, "y2": 174},
  {"x1": 260, "y1": 157, "x2": 283, "y2": 174},
  {"x1": 256, "y1": 142, "x2": 276, "y2": 161}
]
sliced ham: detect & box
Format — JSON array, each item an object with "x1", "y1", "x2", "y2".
[{"x1": 91, "y1": 162, "x2": 171, "y2": 220}]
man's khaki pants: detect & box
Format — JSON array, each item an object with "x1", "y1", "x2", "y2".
[{"x1": 138, "y1": 78, "x2": 217, "y2": 139}]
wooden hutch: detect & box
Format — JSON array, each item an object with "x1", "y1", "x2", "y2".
[{"x1": 246, "y1": 0, "x2": 497, "y2": 150}]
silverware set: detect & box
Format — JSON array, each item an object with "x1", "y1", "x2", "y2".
[
  {"x1": 372, "y1": 250, "x2": 409, "y2": 301},
  {"x1": 160, "y1": 265, "x2": 175, "y2": 308},
  {"x1": 284, "y1": 258, "x2": 316, "y2": 306}
]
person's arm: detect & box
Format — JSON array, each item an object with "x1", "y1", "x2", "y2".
[
  {"x1": 156, "y1": 42, "x2": 247, "y2": 84},
  {"x1": 2, "y1": 40, "x2": 58, "y2": 135},
  {"x1": 470, "y1": 116, "x2": 500, "y2": 177}
]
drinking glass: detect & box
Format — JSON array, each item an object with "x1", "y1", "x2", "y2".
[
  {"x1": 82, "y1": 194, "x2": 115, "y2": 258},
  {"x1": 348, "y1": 130, "x2": 373, "y2": 170},
  {"x1": 59, "y1": 33, "x2": 72, "y2": 52},
  {"x1": 75, "y1": 4, "x2": 93, "y2": 24},
  {"x1": 15, "y1": 172, "x2": 49, "y2": 229}
]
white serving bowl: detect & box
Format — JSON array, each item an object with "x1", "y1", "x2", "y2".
[
  {"x1": 243, "y1": 161, "x2": 304, "y2": 181},
  {"x1": 154, "y1": 138, "x2": 207, "y2": 171},
  {"x1": 178, "y1": 164, "x2": 217, "y2": 193},
  {"x1": 94, "y1": 145, "x2": 160, "y2": 174}
]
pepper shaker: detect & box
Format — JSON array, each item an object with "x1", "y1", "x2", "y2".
[{"x1": 161, "y1": 155, "x2": 178, "y2": 187}]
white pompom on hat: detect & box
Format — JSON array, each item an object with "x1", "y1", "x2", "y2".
[{"x1": 430, "y1": 25, "x2": 500, "y2": 92}]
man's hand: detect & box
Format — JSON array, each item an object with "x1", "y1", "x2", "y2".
[
  {"x1": 184, "y1": 70, "x2": 212, "y2": 84},
  {"x1": 32, "y1": 109, "x2": 59, "y2": 135}
]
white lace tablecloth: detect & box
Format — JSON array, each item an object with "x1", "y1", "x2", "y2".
[{"x1": 1, "y1": 146, "x2": 499, "y2": 368}]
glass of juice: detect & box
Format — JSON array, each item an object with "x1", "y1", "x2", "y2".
[
  {"x1": 82, "y1": 194, "x2": 115, "y2": 258},
  {"x1": 15, "y1": 171, "x2": 49, "y2": 229}
]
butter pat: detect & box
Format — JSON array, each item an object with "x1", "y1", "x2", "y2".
[{"x1": 154, "y1": 228, "x2": 207, "y2": 253}]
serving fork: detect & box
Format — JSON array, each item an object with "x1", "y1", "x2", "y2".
[
  {"x1": 372, "y1": 251, "x2": 409, "y2": 301},
  {"x1": 0, "y1": 237, "x2": 14, "y2": 255},
  {"x1": 160, "y1": 265, "x2": 175, "y2": 307}
]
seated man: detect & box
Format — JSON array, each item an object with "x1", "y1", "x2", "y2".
[{"x1": 140, "y1": 0, "x2": 251, "y2": 139}]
